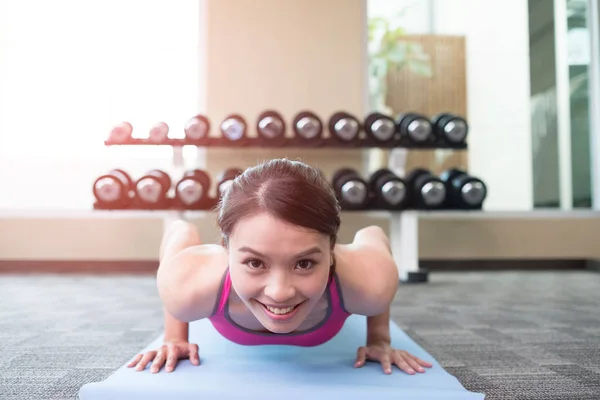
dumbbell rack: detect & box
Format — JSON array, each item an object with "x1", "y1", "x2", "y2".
[{"x1": 100, "y1": 111, "x2": 470, "y2": 284}]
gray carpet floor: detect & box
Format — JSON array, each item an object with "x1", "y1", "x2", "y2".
[{"x1": 0, "y1": 270, "x2": 599, "y2": 400}]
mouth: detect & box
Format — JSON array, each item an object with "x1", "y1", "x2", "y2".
[{"x1": 256, "y1": 300, "x2": 306, "y2": 321}]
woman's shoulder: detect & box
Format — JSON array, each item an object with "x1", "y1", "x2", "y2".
[
  {"x1": 333, "y1": 240, "x2": 399, "y2": 316},
  {"x1": 158, "y1": 244, "x2": 228, "y2": 321}
]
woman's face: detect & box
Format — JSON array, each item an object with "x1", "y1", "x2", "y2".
[{"x1": 227, "y1": 212, "x2": 332, "y2": 334}]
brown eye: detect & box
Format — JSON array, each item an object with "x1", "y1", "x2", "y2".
[
  {"x1": 296, "y1": 259, "x2": 314, "y2": 270},
  {"x1": 247, "y1": 259, "x2": 263, "y2": 269}
]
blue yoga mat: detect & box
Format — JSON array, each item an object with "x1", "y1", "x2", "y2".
[{"x1": 79, "y1": 315, "x2": 485, "y2": 399}]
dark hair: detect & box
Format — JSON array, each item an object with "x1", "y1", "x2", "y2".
[{"x1": 217, "y1": 158, "x2": 341, "y2": 258}]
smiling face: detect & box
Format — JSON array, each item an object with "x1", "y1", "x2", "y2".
[{"x1": 226, "y1": 212, "x2": 332, "y2": 334}]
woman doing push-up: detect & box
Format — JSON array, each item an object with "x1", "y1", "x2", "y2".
[{"x1": 128, "y1": 158, "x2": 432, "y2": 375}]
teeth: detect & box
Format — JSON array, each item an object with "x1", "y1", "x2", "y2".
[{"x1": 265, "y1": 305, "x2": 295, "y2": 315}]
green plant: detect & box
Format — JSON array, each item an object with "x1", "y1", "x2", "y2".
[{"x1": 368, "y1": 12, "x2": 432, "y2": 114}]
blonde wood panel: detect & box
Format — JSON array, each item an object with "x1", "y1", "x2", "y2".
[
  {"x1": 203, "y1": 0, "x2": 367, "y2": 174},
  {"x1": 387, "y1": 35, "x2": 468, "y2": 176}
]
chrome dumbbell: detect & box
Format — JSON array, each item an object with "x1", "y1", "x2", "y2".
[
  {"x1": 332, "y1": 168, "x2": 370, "y2": 210},
  {"x1": 406, "y1": 168, "x2": 447, "y2": 209},
  {"x1": 440, "y1": 169, "x2": 486, "y2": 210},
  {"x1": 134, "y1": 170, "x2": 172, "y2": 208},
  {"x1": 368, "y1": 168, "x2": 408, "y2": 210},
  {"x1": 175, "y1": 169, "x2": 212, "y2": 209},
  {"x1": 92, "y1": 169, "x2": 133, "y2": 209}
]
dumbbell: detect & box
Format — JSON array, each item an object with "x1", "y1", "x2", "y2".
[
  {"x1": 292, "y1": 111, "x2": 323, "y2": 142},
  {"x1": 328, "y1": 112, "x2": 361, "y2": 142},
  {"x1": 440, "y1": 169, "x2": 487, "y2": 210},
  {"x1": 364, "y1": 112, "x2": 396, "y2": 143},
  {"x1": 92, "y1": 169, "x2": 133, "y2": 208},
  {"x1": 184, "y1": 115, "x2": 210, "y2": 140},
  {"x1": 108, "y1": 122, "x2": 133, "y2": 142},
  {"x1": 332, "y1": 168, "x2": 370, "y2": 210},
  {"x1": 256, "y1": 111, "x2": 286, "y2": 143},
  {"x1": 396, "y1": 113, "x2": 433, "y2": 144},
  {"x1": 406, "y1": 168, "x2": 447, "y2": 209},
  {"x1": 216, "y1": 168, "x2": 243, "y2": 198},
  {"x1": 148, "y1": 122, "x2": 169, "y2": 143},
  {"x1": 431, "y1": 113, "x2": 468, "y2": 145},
  {"x1": 220, "y1": 114, "x2": 247, "y2": 142},
  {"x1": 174, "y1": 169, "x2": 211, "y2": 209},
  {"x1": 368, "y1": 168, "x2": 408, "y2": 210},
  {"x1": 134, "y1": 169, "x2": 172, "y2": 208}
]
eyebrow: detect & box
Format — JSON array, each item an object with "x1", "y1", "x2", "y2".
[{"x1": 238, "y1": 246, "x2": 322, "y2": 259}]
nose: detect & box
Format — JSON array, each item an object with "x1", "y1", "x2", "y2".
[{"x1": 263, "y1": 273, "x2": 296, "y2": 304}]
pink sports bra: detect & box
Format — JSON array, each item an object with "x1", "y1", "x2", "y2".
[{"x1": 207, "y1": 270, "x2": 351, "y2": 347}]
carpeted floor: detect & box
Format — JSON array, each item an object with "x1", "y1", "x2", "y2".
[{"x1": 0, "y1": 270, "x2": 599, "y2": 400}]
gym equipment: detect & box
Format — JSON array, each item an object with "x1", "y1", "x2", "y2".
[
  {"x1": 257, "y1": 111, "x2": 285, "y2": 143},
  {"x1": 184, "y1": 115, "x2": 210, "y2": 140},
  {"x1": 406, "y1": 168, "x2": 447, "y2": 210},
  {"x1": 364, "y1": 112, "x2": 396, "y2": 143},
  {"x1": 217, "y1": 168, "x2": 243, "y2": 198},
  {"x1": 292, "y1": 111, "x2": 323, "y2": 142},
  {"x1": 332, "y1": 168, "x2": 370, "y2": 210},
  {"x1": 134, "y1": 170, "x2": 172, "y2": 208},
  {"x1": 78, "y1": 315, "x2": 485, "y2": 400},
  {"x1": 329, "y1": 112, "x2": 360, "y2": 142},
  {"x1": 368, "y1": 168, "x2": 408, "y2": 210},
  {"x1": 440, "y1": 169, "x2": 487, "y2": 210},
  {"x1": 220, "y1": 114, "x2": 247, "y2": 142},
  {"x1": 92, "y1": 169, "x2": 133, "y2": 209},
  {"x1": 397, "y1": 113, "x2": 433, "y2": 144},
  {"x1": 431, "y1": 113, "x2": 468, "y2": 145},
  {"x1": 174, "y1": 169, "x2": 212, "y2": 209},
  {"x1": 149, "y1": 122, "x2": 169, "y2": 143},
  {"x1": 108, "y1": 122, "x2": 133, "y2": 142}
]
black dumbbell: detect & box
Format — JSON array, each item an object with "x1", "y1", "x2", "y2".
[
  {"x1": 256, "y1": 110, "x2": 286, "y2": 143},
  {"x1": 406, "y1": 168, "x2": 447, "y2": 209},
  {"x1": 184, "y1": 115, "x2": 210, "y2": 140},
  {"x1": 364, "y1": 112, "x2": 396, "y2": 143},
  {"x1": 217, "y1": 168, "x2": 243, "y2": 198},
  {"x1": 440, "y1": 169, "x2": 487, "y2": 210},
  {"x1": 108, "y1": 122, "x2": 133, "y2": 143},
  {"x1": 431, "y1": 113, "x2": 468, "y2": 145},
  {"x1": 397, "y1": 113, "x2": 433, "y2": 144},
  {"x1": 292, "y1": 111, "x2": 323, "y2": 142},
  {"x1": 134, "y1": 169, "x2": 172, "y2": 208},
  {"x1": 368, "y1": 168, "x2": 408, "y2": 210},
  {"x1": 329, "y1": 112, "x2": 361, "y2": 142},
  {"x1": 220, "y1": 114, "x2": 247, "y2": 142},
  {"x1": 92, "y1": 169, "x2": 133, "y2": 208},
  {"x1": 332, "y1": 168, "x2": 370, "y2": 210},
  {"x1": 175, "y1": 169, "x2": 211, "y2": 209}
]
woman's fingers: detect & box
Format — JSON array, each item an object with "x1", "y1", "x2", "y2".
[
  {"x1": 402, "y1": 354, "x2": 426, "y2": 373},
  {"x1": 135, "y1": 351, "x2": 157, "y2": 371},
  {"x1": 354, "y1": 346, "x2": 368, "y2": 368},
  {"x1": 164, "y1": 344, "x2": 180, "y2": 373},
  {"x1": 379, "y1": 355, "x2": 393, "y2": 375},
  {"x1": 127, "y1": 354, "x2": 143, "y2": 368},
  {"x1": 150, "y1": 348, "x2": 167, "y2": 374},
  {"x1": 392, "y1": 353, "x2": 415, "y2": 375},
  {"x1": 188, "y1": 343, "x2": 201, "y2": 366},
  {"x1": 413, "y1": 356, "x2": 433, "y2": 368}
]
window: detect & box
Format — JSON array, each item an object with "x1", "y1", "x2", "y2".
[{"x1": 0, "y1": 0, "x2": 202, "y2": 209}]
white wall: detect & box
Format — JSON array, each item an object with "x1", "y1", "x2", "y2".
[{"x1": 368, "y1": 0, "x2": 534, "y2": 211}]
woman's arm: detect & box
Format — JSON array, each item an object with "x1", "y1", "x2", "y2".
[{"x1": 335, "y1": 225, "x2": 399, "y2": 317}]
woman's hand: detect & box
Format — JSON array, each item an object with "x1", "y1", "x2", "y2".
[
  {"x1": 354, "y1": 342, "x2": 433, "y2": 375},
  {"x1": 127, "y1": 340, "x2": 200, "y2": 373}
]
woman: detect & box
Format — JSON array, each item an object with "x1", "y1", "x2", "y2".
[{"x1": 128, "y1": 158, "x2": 432, "y2": 375}]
